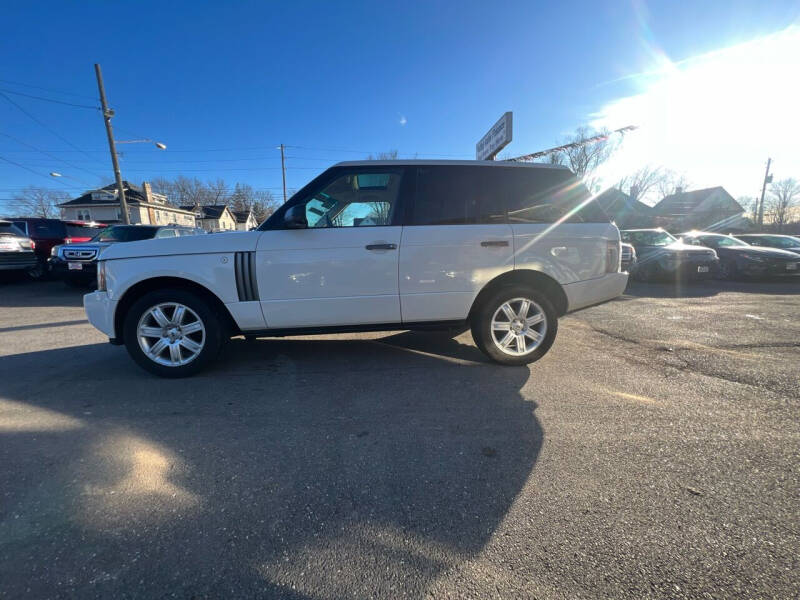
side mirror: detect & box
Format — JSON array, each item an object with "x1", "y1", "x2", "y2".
[{"x1": 283, "y1": 204, "x2": 307, "y2": 229}]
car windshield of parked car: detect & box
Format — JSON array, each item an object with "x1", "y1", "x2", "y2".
[
  {"x1": 622, "y1": 231, "x2": 677, "y2": 246},
  {"x1": 65, "y1": 223, "x2": 104, "y2": 238},
  {"x1": 93, "y1": 226, "x2": 159, "y2": 242},
  {"x1": 700, "y1": 235, "x2": 749, "y2": 248},
  {"x1": 0, "y1": 222, "x2": 26, "y2": 237}
]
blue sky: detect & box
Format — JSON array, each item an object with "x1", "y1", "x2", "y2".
[{"x1": 2, "y1": 0, "x2": 799, "y2": 209}]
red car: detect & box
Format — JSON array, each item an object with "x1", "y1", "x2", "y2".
[{"x1": 10, "y1": 218, "x2": 107, "y2": 279}]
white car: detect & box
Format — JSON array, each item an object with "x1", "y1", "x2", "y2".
[{"x1": 84, "y1": 160, "x2": 627, "y2": 376}]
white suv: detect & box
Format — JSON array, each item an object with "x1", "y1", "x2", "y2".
[{"x1": 84, "y1": 161, "x2": 627, "y2": 376}]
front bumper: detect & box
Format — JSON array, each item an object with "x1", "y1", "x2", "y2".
[
  {"x1": 637, "y1": 255, "x2": 720, "y2": 280},
  {"x1": 83, "y1": 290, "x2": 116, "y2": 338},
  {"x1": 49, "y1": 257, "x2": 98, "y2": 281},
  {"x1": 737, "y1": 259, "x2": 800, "y2": 277},
  {"x1": 0, "y1": 252, "x2": 37, "y2": 271}
]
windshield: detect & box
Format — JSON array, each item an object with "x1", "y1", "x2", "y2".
[
  {"x1": 699, "y1": 235, "x2": 749, "y2": 248},
  {"x1": 621, "y1": 230, "x2": 677, "y2": 247},
  {"x1": 0, "y1": 223, "x2": 25, "y2": 237},
  {"x1": 93, "y1": 226, "x2": 159, "y2": 242}
]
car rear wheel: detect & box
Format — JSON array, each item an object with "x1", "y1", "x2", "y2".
[
  {"x1": 470, "y1": 285, "x2": 557, "y2": 366},
  {"x1": 123, "y1": 289, "x2": 223, "y2": 377}
]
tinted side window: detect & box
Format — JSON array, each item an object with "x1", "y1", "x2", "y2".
[
  {"x1": 506, "y1": 168, "x2": 608, "y2": 224},
  {"x1": 410, "y1": 166, "x2": 506, "y2": 225},
  {"x1": 30, "y1": 221, "x2": 67, "y2": 237}
]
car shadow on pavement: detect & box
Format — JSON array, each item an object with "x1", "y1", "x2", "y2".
[
  {"x1": 0, "y1": 278, "x2": 85, "y2": 308},
  {"x1": 0, "y1": 337, "x2": 541, "y2": 598}
]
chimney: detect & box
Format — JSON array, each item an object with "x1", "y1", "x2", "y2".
[
  {"x1": 142, "y1": 181, "x2": 153, "y2": 203},
  {"x1": 675, "y1": 186, "x2": 684, "y2": 195}
]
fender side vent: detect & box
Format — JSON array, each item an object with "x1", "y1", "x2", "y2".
[{"x1": 234, "y1": 251, "x2": 259, "y2": 301}]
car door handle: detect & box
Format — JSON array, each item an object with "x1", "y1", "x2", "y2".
[
  {"x1": 480, "y1": 240, "x2": 509, "y2": 247},
  {"x1": 365, "y1": 243, "x2": 397, "y2": 251}
]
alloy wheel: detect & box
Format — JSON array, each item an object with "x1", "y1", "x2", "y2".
[
  {"x1": 490, "y1": 297, "x2": 547, "y2": 356},
  {"x1": 137, "y1": 302, "x2": 206, "y2": 367}
]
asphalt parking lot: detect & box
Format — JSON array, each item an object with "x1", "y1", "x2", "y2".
[{"x1": 1, "y1": 276, "x2": 798, "y2": 599}]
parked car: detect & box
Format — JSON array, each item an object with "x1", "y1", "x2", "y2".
[
  {"x1": 0, "y1": 219, "x2": 37, "y2": 273},
  {"x1": 50, "y1": 224, "x2": 204, "y2": 287},
  {"x1": 10, "y1": 218, "x2": 107, "y2": 279},
  {"x1": 83, "y1": 160, "x2": 628, "y2": 377},
  {"x1": 679, "y1": 231, "x2": 800, "y2": 279},
  {"x1": 620, "y1": 242, "x2": 637, "y2": 273},
  {"x1": 620, "y1": 228, "x2": 719, "y2": 281},
  {"x1": 734, "y1": 234, "x2": 800, "y2": 255}
]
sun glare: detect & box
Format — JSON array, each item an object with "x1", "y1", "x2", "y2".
[{"x1": 591, "y1": 26, "x2": 800, "y2": 201}]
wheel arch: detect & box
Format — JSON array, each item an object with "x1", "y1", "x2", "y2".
[
  {"x1": 469, "y1": 269, "x2": 568, "y2": 319},
  {"x1": 113, "y1": 276, "x2": 239, "y2": 343}
]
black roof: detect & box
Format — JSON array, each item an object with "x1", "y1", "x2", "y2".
[
  {"x1": 59, "y1": 181, "x2": 147, "y2": 207},
  {"x1": 231, "y1": 210, "x2": 252, "y2": 223},
  {"x1": 180, "y1": 204, "x2": 229, "y2": 219}
]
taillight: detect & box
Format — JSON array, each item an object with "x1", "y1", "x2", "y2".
[
  {"x1": 606, "y1": 240, "x2": 620, "y2": 273},
  {"x1": 30, "y1": 240, "x2": 35, "y2": 250},
  {"x1": 97, "y1": 261, "x2": 107, "y2": 291}
]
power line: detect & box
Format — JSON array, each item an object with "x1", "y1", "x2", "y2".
[
  {"x1": 0, "y1": 78, "x2": 98, "y2": 100},
  {"x1": 0, "y1": 91, "x2": 102, "y2": 163},
  {"x1": 0, "y1": 132, "x2": 105, "y2": 181},
  {"x1": 0, "y1": 88, "x2": 99, "y2": 110},
  {"x1": 0, "y1": 154, "x2": 76, "y2": 189}
]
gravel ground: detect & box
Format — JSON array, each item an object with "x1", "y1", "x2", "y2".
[{"x1": 1, "y1": 277, "x2": 798, "y2": 599}]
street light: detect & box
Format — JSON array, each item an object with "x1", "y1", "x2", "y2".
[{"x1": 117, "y1": 139, "x2": 167, "y2": 150}]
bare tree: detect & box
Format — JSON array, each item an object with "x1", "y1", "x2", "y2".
[
  {"x1": 655, "y1": 170, "x2": 692, "y2": 200},
  {"x1": 366, "y1": 150, "x2": 399, "y2": 160},
  {"x1": 542, "y1": 126, "x2": 617, "y2": 192},
  {"x1": 765, "y1": 178, "x2": 800, "y2": 232},
  {"x1": 737, "y1": 196, "x2": 758, "y2": 221},
  {"x1": 228, "y1": 183, "x2": 279, "y2": 222},
  {"x1": 616, "y1": 166, "x2": 667, "y2": 205},
  {"x1": 11, "y1": 186, "x2": 69, "y2": 218}
]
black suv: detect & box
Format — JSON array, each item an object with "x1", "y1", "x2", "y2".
[
  {"x1": 49, "y1": 224, "x2": 205, "y2": 287},
  {"x1": 620, "y1": 228, "x2": 719, "y2": 281}
]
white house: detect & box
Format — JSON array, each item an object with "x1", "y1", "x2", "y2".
[
  {"x1": 59, "y1": 181, "x2": 197, "y2": 226},
  {"x1": 232, "y1": 209, "x2": 259, "y2": 231},
  {"x1": 180, "y1": 204, "x2": 237, "y2": 232}
]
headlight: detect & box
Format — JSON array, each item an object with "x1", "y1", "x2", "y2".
[
  {"x1": 50, "y1": 246, "x2": 59, "y2": 257},
  {"x1": 97, "y1": 261, "x2": 107, "y2": 291}
]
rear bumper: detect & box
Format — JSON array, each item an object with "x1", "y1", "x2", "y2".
[
  {"x1": 0, "y1": 252, "x2": 37, "y2": 271},
  {"x1": 564, "y1": 272, "x2": 628, "y2": 312},
  {"x1": 83, "y1": 290, "x2": 116, "y2": 338}
]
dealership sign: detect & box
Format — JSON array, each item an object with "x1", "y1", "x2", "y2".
[{"x1": 476, "y1": 112, "x2": 512, "y2": 160}]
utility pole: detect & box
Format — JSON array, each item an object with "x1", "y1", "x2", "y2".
[
  {"x1": 757, "y1": 157, "x2": 772, "y2": 227},
  {"x1": 279, "y1": 143, "x2": 287, "y2": 203},
  {"x1": 94, "y1": 63, "x2": 130, "y2": 224}
]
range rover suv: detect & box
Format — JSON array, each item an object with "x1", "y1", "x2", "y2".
[{"x1": 83, "y1": 161, "x2": 628, "y2": 377}]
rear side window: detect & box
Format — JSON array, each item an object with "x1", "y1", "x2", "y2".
[
  {"x1": 409, "y1": 165, "x2": 609, "y2": 226},
  {"x1": 410, "y1": 166, "x2": 506, "y2": 225},
  {"x1": 65, "y1": 224, "x2": 104, "y2": 238},
  {"x1": 28, "y1": 221, "x2": 67, "y2": 237},
  {"x1": 505, "y1": 168, "x2": 608, "y2": 224}
]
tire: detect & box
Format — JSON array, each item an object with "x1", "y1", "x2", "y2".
[
  {"x1": 123, "y1": 288, "x2": 224, "y2": 378},
  {"x1": 470, "y1": 285, "x2": 558, "y2": 366},
  {"x1": 718, "y1": 260, "x2": 737, "y2": 280},
  {"x1": 27, "y1": 259, "x2": 47, "y2": 280}
]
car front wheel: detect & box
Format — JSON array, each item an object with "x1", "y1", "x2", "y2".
[
  {"x1": 123, "y1": 289, "x2": 223, "y2": 377},
  {"x1": 471, "y1": 285, "x2": 558, "y2": 366}
]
